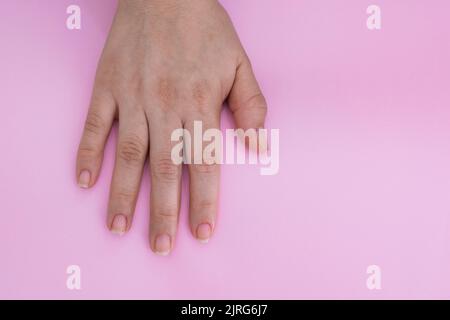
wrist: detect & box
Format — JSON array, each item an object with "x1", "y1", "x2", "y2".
[{"x1": 118, "y1": 0, "x2": 215, "y2": 12}]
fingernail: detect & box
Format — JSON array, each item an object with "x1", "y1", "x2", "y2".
[
  {"x1": 154, "y1": 234, "x2": 172, "y2": 256},
  {"x1": 78, "y1": 170, "x2": 91, "y2": 189},
  {"x1": 196, "y1": 223, "x2": 212, "y2": 243},
  {"x1": 111, "y1": 214, "x2": 127, "y2": 236}
]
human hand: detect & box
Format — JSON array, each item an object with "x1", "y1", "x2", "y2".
[{"x1": 76, "y1": 0, "x2": 267, "y2": 255}]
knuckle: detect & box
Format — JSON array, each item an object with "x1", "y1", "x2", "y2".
[
  {"x1": 155, "y1": 78, "x2": 176, "y2": 106},
  {"x1": 113, "y1": 190, "x2": 135, "y2": 204},
  {"x1": 196, "y1": 199, "x2": 216, "y2": 212},
  {"x1": 84, "y1": 110, "x2": 107, "y2": 136},
  {"x1": 191, "y1": 163, "x2": 219, "y2": 175},
  {"x1": 78, "y1": 144, "x2": 100, "y2": 159},
  {"x1": 118, "y1": 134, "x2": 147, "y2": 165},
  {"x1": 232, "y1": 91, "x2": 268, "y2": 118},
  {"x1": 152, "y1": 208, "x2": 178, "y2": 224},
  {"x1": 151, "y1": 153, "x2": 180, "y2": 181},
  {"x1": 243, "y1": 92, "x2": 267, "y2": 114},
  {"x1": 191, "y1": 80, "x2": 210, "y2": 107}
]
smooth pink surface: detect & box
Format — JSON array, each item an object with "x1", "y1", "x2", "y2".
[{"x1": 1, "y1": 0, "x2": 450, "y2": 299}]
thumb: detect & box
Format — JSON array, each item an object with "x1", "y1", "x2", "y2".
[{"x1": 228, "y1": 56, "x2": 267, "y2": 132}]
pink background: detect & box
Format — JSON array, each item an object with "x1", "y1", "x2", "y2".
[{"x1": 1, "y1": 0, "x2": 450, "y2": 299}]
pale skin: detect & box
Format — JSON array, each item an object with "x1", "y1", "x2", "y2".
[{"x1": 76, "y1": 0, "x2": 267, "y2": 255}]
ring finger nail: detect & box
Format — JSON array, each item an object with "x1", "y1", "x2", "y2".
[{"x1": 154, "y1": 234, "x2": 172, "y2": 256}]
